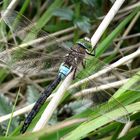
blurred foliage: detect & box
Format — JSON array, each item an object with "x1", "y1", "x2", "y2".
[{"x1": 0, "y1": 0, "x2": 140, "y2": 140}]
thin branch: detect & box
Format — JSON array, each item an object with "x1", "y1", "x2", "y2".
[
  {"x1": 0, "y1": 1, "x2": 139, "y2": 126},
  {"x1": 101, "y1": 43, "x2": 140, "y2": 58},
  {"x1": 70, "y1": 48, "x2": 140, "y2": 89},
  {"x1": 118, "y1": 1, "x2": 140, "y2": 14},
  {"x1": 118, "y1": 121, "x2": 134, "y2": 138},
  {"x1": 42, "y1": 118, "x2": 87, "y2": 134},
  {"x1": 97, "y1": 1, "x2": 140, "y2": 20},
  {"x1": 115, "y1": 33, "x2": 140, "y2": 41},
  {"x1": 2, "y1": 0, "x2": 19, "y2": 17},
  {"x1": 91, "y1": 0, "x2": 125, "y2": 47},
  {"x1": 73, "y1": 79, "x2": 128, "y2": 99},
  {"x1": 0, "y1": 78, "x2": 126, "y2": 123},
  {"x1": 32, "y1": 71, "x2": 74, "y2": 132},
  {"x1": 115, "y1": 11, "x2": 140, "y2": 52},
  {"x1": 1, "y1": 47, "x2": 140, "y2": 123},
  {"x1": 0, "y1": 33, "x2": 74, "y2": 57}
]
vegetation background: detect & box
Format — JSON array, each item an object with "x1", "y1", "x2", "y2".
[{"x1": 0, "y1": 0, "x2": 140, "y2": 139}]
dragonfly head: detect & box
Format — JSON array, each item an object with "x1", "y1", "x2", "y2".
[{"x1": 76, "y1": 37, "x2": 94, "y2": 56}]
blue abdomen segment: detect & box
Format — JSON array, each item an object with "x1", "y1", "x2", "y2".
[{"x1": 59, "y1": 63, "x2": 72, "y2": 79}]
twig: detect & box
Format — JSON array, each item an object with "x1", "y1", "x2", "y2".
[
  {"x1": 97, "y1": 1, "x2": 140, "y2": 21},
  {"x1": 0, "y1": 78, "x2": 20, "y2": 93},
  {"x1": 1, "y1": 68, "x2": 139, "y2": 123},
  {"x1": 118, "y1": 1, "x2": 140, "y2": 14},
  {"x1": 73, "y1": 79, "x2": 128, "y2": 99},
  {"x1": 91, "y1": 0, "x2": 125, "y2": 47},
  {"x1": 1, "y1": 48, "x2": 140, "y2": 123},
  {"x1": 1, "y1": 0, "x2": 19, "y2": 17},
  {"x1": 32, "y1": 71, "x2": 74, "y2": 132},
  {"x1": 115, "y1": 11, "x2": 140, "y2": 52},
  {"x1": 115, "y1": 33, "x2": 140, "y2": 41},
  {"x1": 101, "y1": 43, "x2": 140, "y2": 58},
  {"x1": 70, "y1": 48, "x2": 140, "y2": 89},
  {"x1": 0, "y1": 33, "x2": 74, "y2": 56},
  {"x1": 0, "y1": 0, "x2": 139, "y2": 127},
  {"x1": 118, "y1": 121, "x2": 134, "y2": 138},
  {"x1": 42, "y1": 118, "x2": 87, "y2": 134},
  {"x1": 0, "y1": 78, "x2": 127, "y2": 123}
]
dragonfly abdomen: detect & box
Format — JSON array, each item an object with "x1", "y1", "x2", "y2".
[
  {"x1": 20, "y1": 46, "x2": 86, "y2": 133},
  {"x1": 20, "y1": 75, "x2": 61, "y2": 133}
]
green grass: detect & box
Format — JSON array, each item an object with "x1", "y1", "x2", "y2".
[{"x1": 0, "y1": 1, "x2": 140, "y2": 140}]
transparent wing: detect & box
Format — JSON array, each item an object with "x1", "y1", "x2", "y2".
[
  {"x1": 0, "y1": 10, "x2": 70, "y2": 76},
  {"x1": 1, "y1": 10, "x2": 140, "y2": 124},
  {"x1": 68, "y1": 55, "x2": 140, "y2": 123},
  {"x1": 1, "y1": 10, "x2": 69, "y2": 49}
]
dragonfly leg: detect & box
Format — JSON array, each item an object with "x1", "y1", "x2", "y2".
[
  {"x1": 82, "y1": 61, "x2": 86, "y2": 69},
  {"x1": 72, "y1": 68, "x2": 77, "y2": 80}
]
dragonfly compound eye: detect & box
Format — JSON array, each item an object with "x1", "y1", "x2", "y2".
[{"x1": 76, "y1": 38, "x2": 93, "y2": 53}]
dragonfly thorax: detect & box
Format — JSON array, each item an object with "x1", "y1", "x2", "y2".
[{"x1": 58, "y1": 45, "x2": 86, "y2": 79}]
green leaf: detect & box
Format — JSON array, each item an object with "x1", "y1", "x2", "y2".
[
  {"x1": 19, "y1": 0, "x2": 30, "y2": 15},
  {"x1": 0, "y1": 94, "x2": 18, "y2": 134},
  {"x1": 113, "y1": 71, "x2": 140, "y2": 98},
  {"x1": 62, "y1": 102, "x2": 140, "y2": 140},
  {"x1": 53, "y1": 8, "x2": 74, "y2": 21},
  {"x1": 96, "y1": 7, "x2": 140, "y2": 57},
  {"x1": 74, "y1": 16, "x2": 91, "y2": 33},
  {"x1": 36, "y1": 0, "x2": 63, "y2": 29},
  {"x1": 26, "y1": 85, "x2": 40, "y2": 104},
  {"x1": 22, "y1": 0, "x2": 63, "y2": 43},
  {"x1": 118, "y1": 126, "x2": 140, "y2": 140},
  {"x1": 0, "y1": 69, "x2": 8, "y2": 83}
]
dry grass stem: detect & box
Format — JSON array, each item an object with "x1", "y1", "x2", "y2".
[
  {"x1": 70, "y1": 48, "x2": 140, "y2": 89},
  {"x1": 91, "y1": 0, "x2": 125, "y2": 47},
  {"x1": 32, "y1": 72, "x2": 74, "y2": 132}
]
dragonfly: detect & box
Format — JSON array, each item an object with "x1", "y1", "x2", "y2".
[{"x1": 0, "y1": 10, "x2": 139, "y2": 134}]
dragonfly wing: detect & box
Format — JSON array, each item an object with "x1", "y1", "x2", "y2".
[
  {"x1": 78, "y1": 55, "x2": 140, "y2": 92},
  {"x1": 0, "y1": 10, "x2": 70, "y2": 76},
  {"x1": 69, "y1": 56, "x2": 140, "y2": 123},
  {"x1": 1, "y1": 10, "x2": 70, "y2": 50},
  {"x1": 91, "y1": 79, "x2": 130, "y2": 123},
  {"x1": 0, "y1": 41, "x2": 66, "y2": 77}
]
